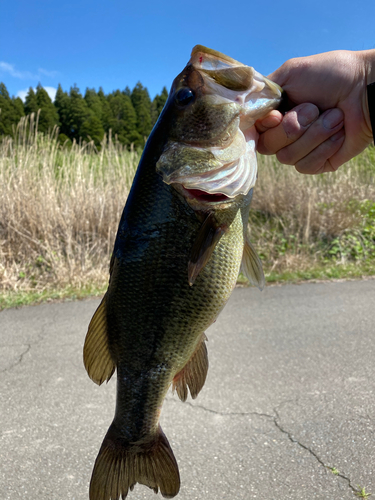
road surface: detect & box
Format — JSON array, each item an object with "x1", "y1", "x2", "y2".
[{"x1": 1, "y1": 279, "x2": 375, "y2": 499}]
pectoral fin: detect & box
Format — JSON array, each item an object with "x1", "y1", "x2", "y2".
[
  {"x1": 188, "y1": 213, "x2": 227, "y2": 286},
  {"x1": 241, "y1": 233, "x2": 265, "y2": 291},
  {"x1": 83, "y1": 294, "x2": 115, "y2": 385}
]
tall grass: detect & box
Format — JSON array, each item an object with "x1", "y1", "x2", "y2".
[
  {"x1": 0, "y1": 114, "x2": 374, "y2": 305},
  {"x1": 251, "y1": 148, "x2": 375, "y2": 279},
  {"x1": 0, "y1": 114, "x2": 139, "y2": 296}
]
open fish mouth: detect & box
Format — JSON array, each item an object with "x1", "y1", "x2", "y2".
[
  {"x1": 180, "y1": 187, "x2": 231, "y2": 203},
  {"x1": 156, "y1": 45, "x2": 283, "y2": 202}
]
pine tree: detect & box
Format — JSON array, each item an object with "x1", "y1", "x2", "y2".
[
  {"x1": 131, "y1": 82, "x2": 153, "y2": 145},
  {"x1": 24, "y1": 87, "x2": 38, "y2": 116},
  {"x1": 54, "y1": 84, "x2": 70, "y2": 137},
  {"x1": 80, "y1": 113, "x2": 105, "y2": 147},
  {"x1": 84, "y1": 88, "x2": 103, "y2": 121},
  {"x1": 12, "y1": 97, "x2": 25, "y2": 120},
  {"x1": 35, "y1": 84, "x2": 59, "y2": 133},
  {"x1": 107, "y1": 90, "x2": 139, "y2": 145},
  {"x1": 0, "y1": 83, "x2": 13, "y2": 136},
  {"x1": 67, "y1": 84, "x2": 90, "y2": 142},
  {"x1": 151, "y1": 86, "x2": 168, "y2": 125},
  {"x1": 0, "y1": 83, "x2": 10, "y2": 101},
  {"x1": 97, "y1": 87, "x2": 112, "y2": 132},
  {"x1": 0, "y1": 83, "x2": 24, "y2": 137}
]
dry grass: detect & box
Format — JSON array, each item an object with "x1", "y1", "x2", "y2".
[
  {"x1": 0, "y1": 114, "x2": 374, "y2": 306},
  {"x1": 251, "y1": 149, "x2": 375, "y2": 277},
  {"x1": 0, "y1": 114, "x2": 139, "y2": 295}
]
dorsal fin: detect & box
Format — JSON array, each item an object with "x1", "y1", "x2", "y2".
[
  {"x1": 241, "y1": 233, "x2": 265, "y2": 290},
  {"x1": 83, "y1": 294, "x2": 115, "y2": 385}
]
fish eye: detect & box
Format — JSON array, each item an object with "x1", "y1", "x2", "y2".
[{"x1": 175, "y1": 88, "x2": 195, "y2": 106}]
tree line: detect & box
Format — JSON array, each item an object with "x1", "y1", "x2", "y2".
[{"x1": 0, "y1": 82, "x2": 168, "y2": 148}]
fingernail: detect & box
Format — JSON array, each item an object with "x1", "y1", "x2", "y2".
[
  {"x1": 297, "y1": 104, "x2": 319, "y2": 127},
  {"x1": 330, "y1": 128, "x2": 345, "y2": 142},
  {"x1": 323, "y1": 109, "x2": 344, "y2": 129}
]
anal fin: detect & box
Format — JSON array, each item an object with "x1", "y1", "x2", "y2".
[
  {"x1": 83, "y1": 293, "x2": 115, "y2": 385},
  {"x1": 241, "y1": 232, "x2": 265, "y2": 290},
  {"x1": 172, "y1": 334, "x2": 208, "y2": 402}
]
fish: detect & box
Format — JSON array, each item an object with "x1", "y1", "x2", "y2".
[{"x1": 83, "y1": 45, "x2": 283, "y2": 500}]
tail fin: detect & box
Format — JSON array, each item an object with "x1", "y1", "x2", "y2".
[{"x1": 89, "y1": 423, "x2": 180, "y2": 500}]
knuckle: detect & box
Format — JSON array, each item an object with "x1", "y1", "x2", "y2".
[
  {"x1": 295, "y1": 161, "x2": 322, "y2": 175},
  {"x1": 276, "y1": 148, "x2": 296, "y2": 165},
  {"x1": 256, "y1": 136, "x2": 272, "y2": 155},
  {"x1": 324, "y1": 159, "x2": 340, "y2": 172}
]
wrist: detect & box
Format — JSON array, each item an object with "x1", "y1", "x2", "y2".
[
  {"x1": 367, "y1": 83, "x2": 375, "y2": 142},
  {"x1": 361, "y1": 49, "x2": 375, "y2": 85},
  {"x1": 359, "y1": 50, "x2": 375, "y2": 141}
]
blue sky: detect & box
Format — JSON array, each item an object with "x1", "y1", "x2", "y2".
[{"x1": 1, "y1": 0, "x2": 374, "y2": 102}]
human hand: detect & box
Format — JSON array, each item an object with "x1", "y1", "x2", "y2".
[{"x1": 256, "y1": 50, "x2": 375, "y2": 174}]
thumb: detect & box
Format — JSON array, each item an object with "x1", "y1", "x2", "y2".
[{"x1": 255, "y1": 110, "x2": 283, "y2": 133}]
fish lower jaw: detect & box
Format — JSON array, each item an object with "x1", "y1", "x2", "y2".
[
  {"x1": 184, "y1": 187, "x2": 230, "y2": 203},
  {"x1": 173, "y1": 184, "x2": 235, "y2": 209}
]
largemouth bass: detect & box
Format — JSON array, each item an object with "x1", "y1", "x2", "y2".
[{"x1": 84, "y1": 45, "x2": 283, "y2": 500}]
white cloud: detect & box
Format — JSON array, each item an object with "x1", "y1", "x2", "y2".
[
  {"x1": 17, "y1": 86, "x2": 58, "y2": 103},
  {"x1": 0, "y1": 62, "x2": 58, "y2": 80},
  {"x1": 0, "y1": 62, "x2": 37, "y2": 79},
  {"x1": 38, "y1": 68, "x2": 58, "y2": 78},
  {"x1": 16, "y1": 89, "x2": 29, "y2": 102},
  {"x1": 44, "y1": 86, "x2": 57, "y2": 101}
]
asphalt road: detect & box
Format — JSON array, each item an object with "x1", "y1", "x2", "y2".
[{"x1": 1, "y1": 279, "x2": 375, "y2": 500}]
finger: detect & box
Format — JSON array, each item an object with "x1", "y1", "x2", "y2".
[
  {"x1": 257, "y1": 103, "x2": 319, "y2": 155},
  {"x1": 276, "y1": 108, "x2": 344, "y2": 165},
  {"x1": 294, "y1": 129, "x2": 345, "y2": 174},
  {"x1": 267, "y1": 66, "x2": 287, "y2": 86},
  {"x1": 324, "y1": 131, "x2": 373, "y2": 172},
  {"x1": 255, "y1": 110, "x2": 283, "y2": 133}
]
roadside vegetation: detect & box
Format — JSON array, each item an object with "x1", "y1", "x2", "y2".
[
  {"x1": 248, "y1": 145, "x2": 375, "y2": 283},
  {"x1": 0, "y1": 115, "x2": 374, "y2": 309}
]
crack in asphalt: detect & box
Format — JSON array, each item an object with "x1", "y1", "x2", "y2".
[
  {"x1": 273, "y1": 407, "x2": 359, "y2": 497},
  {"x1": 184, "y1": 400, "x2": 274, "y2": 420},
  {"x1": 166, "y1": 396, "x2": 361, "y2": 497},
  {"x1": 165, "y1": 396, "x2": 274, "y2": 419},
  {"x1": 0, "y1": 313, "x2": 54, "y2": 374},
  {"x1": 0, "y1": 344, "x2": 31, "y2": 373}
]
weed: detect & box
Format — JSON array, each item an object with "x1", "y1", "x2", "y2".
[{"x1": 356, "y1": 486, "x2": 371, "y2": 498}]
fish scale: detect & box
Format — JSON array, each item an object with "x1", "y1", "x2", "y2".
[{"x1": 83, "y1": 44, "x2": 283, "y2": 500}]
